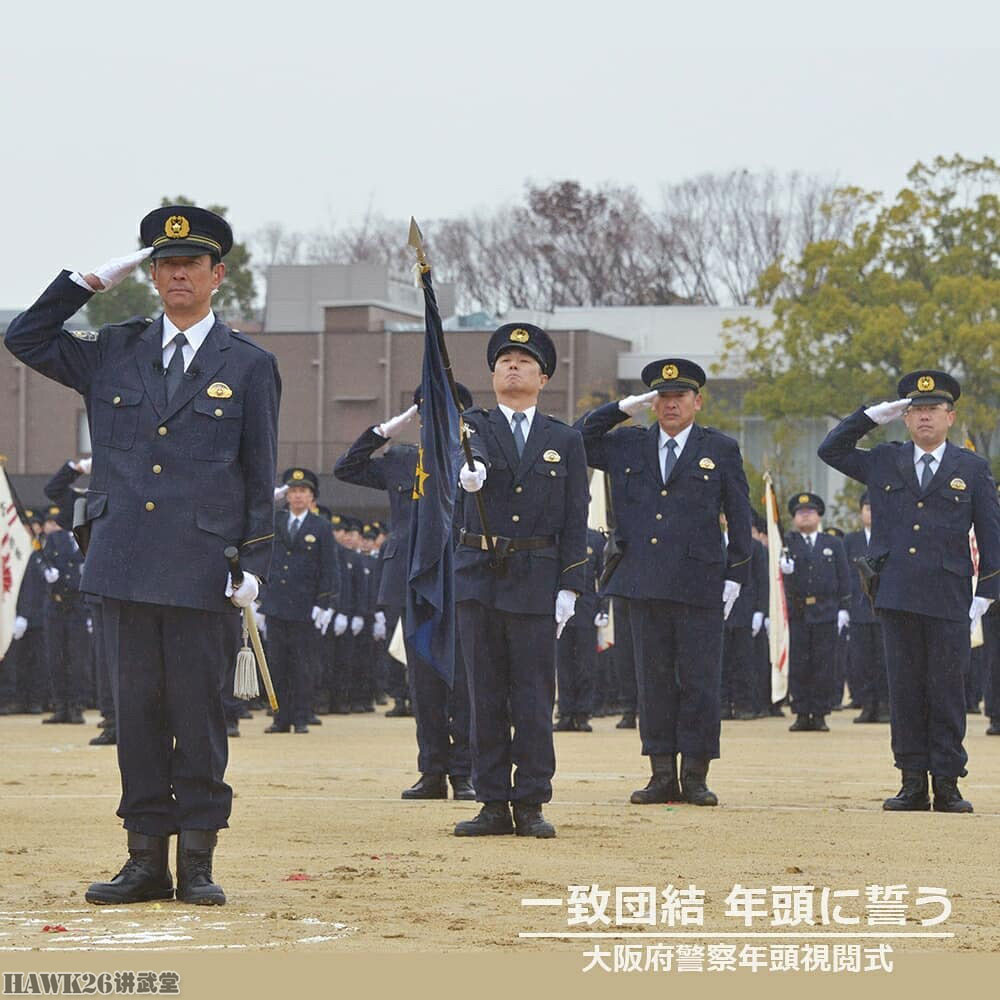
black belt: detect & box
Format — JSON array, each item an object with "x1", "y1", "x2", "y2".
[{"x1": 459, "y1": 529, "x2": 555, "y2": 553}]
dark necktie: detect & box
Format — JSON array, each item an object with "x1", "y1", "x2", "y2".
[
  {"x1": 662, "y1": 438, "x2": 678, "y2": 482},
  {"x1": 919, "y1": 452, "x2": 935, "y2": 490},
  {"x1": 512, "y1": 412, "x2": 527, "y2": 458},
  {"x1": 164, "y1": 332, "x2": 188, "y2": 404},
  {"x1": 289, "y1": 515, "x2": 300, "y2": 541}
]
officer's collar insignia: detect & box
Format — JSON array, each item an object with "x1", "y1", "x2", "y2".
[
  {"x1": 509, "y1": 328, "x2": 530, "y2": 343},
  {"x1": 292, "y1": 470, "x2": 305, "y2": 480},
  {"x1": 662, "y1": 363, "x2": 679, "y2": 380},
  {"x1": 699, "y1": 457, "x2": 715, "y2": 470},
  {"x1": 165, "y1": 215, "x2": 191, "y2": 239},
  {"x1": 798, "y1": 494, "x2": 810, "y2": 504},
  {"x1": 71, "y1": 329, "x2": 99, "y2": 341},
  {"x1": 543, "y1": 449, "x2": 561, "y2": 462},
  {"x1": 207, "y1": 382, "x2": 233, "y2": 399},
  {"x1": 917, "y1": 375, "x2": 935, "y2": 392},
  {"x1": 950, "y1": 477, "x2": 966, "y2": 491},
  {"x1": 304, "y1": 533, "x2": 316, "y2": 543}
]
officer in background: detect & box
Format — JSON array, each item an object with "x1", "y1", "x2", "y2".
[
  {"x1": 748, "y1": 510, "x2": 776, "y2": 717},
  {"x1": 822, "y1": 526, "x2": 852, "y2": 713},
  {"x1": 334, "y1": 386, "x2": 475, "y2": 800},
  {"x1": 259, "y1": 468, "x2": 337, "y2": 734},
  {"x1": 454, "y1": 323, "x2": 588, "y2": 838},
  {"x1": 818, "y1": 370, "x2": 1000, "y2": 812},
  {"x1": 844, "y1": 492, "x2": 889, "y2": 723},
  {"x1": 328, "y1": 514, "x2": 357, "y2": 714},
  {"x1": 6, "y1": 511, "x2": 48, "y2": 714},
  {"x1": 577, "y1": 358, "x2": 752, "y2": 807},
  {"x1": 5, "y1": 205, "x2": 280, "y2": 902},
  {"x1": 779, "y1": 494, "x2": 850, "y2": 732}
]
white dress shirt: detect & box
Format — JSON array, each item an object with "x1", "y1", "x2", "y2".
[
  {"x1": 162, "y1": 311, "x2": 216, "y2": 371},
  {"x1": 658, "y1": 422, "x2": 694, "y2": 479},
  {"x1": 497, "y1": 403, "x2": 536, "y2": 438},
  {"x1": 913, "y1": 441, "x2": 947, "y2": 480},
  {"x1": 288, "y1": 512, "x2": 305, "y2": 536},
  {"x1": 801, "y1": 530, "x2": 820, "y2": 550}
]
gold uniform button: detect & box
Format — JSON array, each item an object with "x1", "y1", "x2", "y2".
[
  {"x1": 158, "y1": 426, "x2": 168, "y2": 436},
  {"x1": 917, "y1": 501, "x2": 924, "y2": 508},
  {"x1": 908, "y1": 547, "x2": 917, "y2": 554},
  {"x1": 655, "y1": 513, "x2": 663, "y2": 520},
  {"x1": 145, "y1": 501, "x2": 156, "y2": 512},
  {"x1": 214, "y1": 408, "x2": 223, "y2": 417},
  {"x1": 884, "y1": 485, "x2": 891, "y2": 491},
  {"x1": 625, "y1": 467, "x2": 631, "y2": 474},
  {"x1": 512, "y1": 514, "x2": 520, "y2": 522},
  {"x1": 152, "y1": 465, "x2": 162, "y2": 474},
  {"x1": 650, "y1": 537, "x2": 658, "y2": 544},
  {"x1": 913, "y1": 524, "x2": 920, "y2": 531},
  {"x1": 113, "y1": 395, "x2": 122, "y2": 405},
  {"x1": 514, "y1": 486, "x2": 523, "y2": 493},
  {"x1": 660, "y1": 489, "x2": 668, "y2": 497},
  {"x1": 549, "y1": 470, "x2": 556, "y2": 477}
]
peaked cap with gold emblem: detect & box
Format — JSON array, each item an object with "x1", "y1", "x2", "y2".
[
  {"x1": 280, "y1": 467, "x2": 319, "y2": 496},
  {"x1": 140, "y1": 205, "x2": 234, "y2": 261},
  {"x1": 641, "y1": 357, "x2": 706, "y2": 393},
  {"x1": 897, "y1": 369, "x2": 961, "y2": 405},
  {"x1": 487, "y1": 323, "x2": 556, "y2": 377},
  {"x1": 787, "y1": 492, "x2": 825, "y2": 517}
]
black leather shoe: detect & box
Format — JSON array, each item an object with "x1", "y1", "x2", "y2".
[
  {"x1": 883, "y1": 771, "x2": 930, "y2": 811},
  {"x1": 986, "y1": 719, "x2": 1000, "y2": 735},
  {"x1": 788, "y1": 715, "x2": 812, "y2": 731},
  {"x1": 769, "y1": 704, "x2": 786, "y2": 717},
  {"x1": 238, "y1": 706, "x2": 253, "y2": 720},
  {"x1": 66, "y1": 706, "x2": 85, "y2": 724},
  {"x1": 630, "y1": 754, "x2": 680, "y2": 804},
  {"x1": 85, "y1": 833, "x2": 173, "y2": 904},
  {"x1": 176, "y1": 830, "x2": 226, "y2": 905},
  {"x1": 308, "y1": 715, "x2": 322, "y2": 726},
  {"x1": 853, "y1": 705, "x2": 877, "y2": 723},
  {"x1": 512, "y1": 803, "x2": 556, "y2": 838},
  {"x1": 42, "y1": 707, "x2": 70, "y2": 724},
  {"x1": 876, "y1": 706, "x2": 891, "y2": 723},
  {"x1": 226, "y1": 721, "x2": 240, "y2": 738},
  {"x1": 454, "y1": 802, "x2": 514, "y2": 836},
  {"x1": 449, "y1": 776, "x2": 476, "y2": 801},
  {"x1": 732, "y1": 710, "x2": 758, "y2": 721},
  {"x1": 680, "y1": 757, "x2": 718, "y2": 806},
  {"x1": 294, "y1": 724, "x2": 310, "y2": 734},
  {"x1": 89, "y1": 729, "x2": 117, "y2": 746},
  {"x1": 552, "y1": 715, "x2": 576, "y2": 732},
  {"x1": 931, "y1": 776, "x2": 973, "y2": 813},
  {"x1": 264, "y1": 723, "x2": 290, "y2": 733},
  {"x1": 385, "y1": 700, "x2": 410, "y2": 717},
  {"x1": 811, "y1": 715, "x2": 830, "y2": 732},
  {"x1": 333, "y1": 702, "x2": 351, "y2": 715},
  {"x1": 401, "y1": 774, "x2": 447, "y2": 800},
  {"x1": 616, "y1": 712, "x2": 637, "y2": 729},
  {"x1": 27, "y1": 704, "x2": 44, "y2": 715},
  {"x1": 574, "y1": 715, "x2": 593, "y2": 732}
]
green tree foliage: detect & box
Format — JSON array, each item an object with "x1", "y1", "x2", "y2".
[{"x1": 84, "y1": 274, "x2": 158, "y2": 328}]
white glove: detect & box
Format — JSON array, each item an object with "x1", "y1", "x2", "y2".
[
  {"x1": 837, "y1": 610, "x2": 850, "y2": 634},
  {"x1": 764, "y1": 617, "x2": 770, "y2": 637},
  {"x1": 970, "y1": 596, "x2": 994, "y2": 636},
  {"x1": 376, "y1": 403, "x2": 419, "y2": 438},
  {"x1": 71, "y1": 457, "x2": 92, "y2": 475},
  {"x1": 334, "y1": 613, "x2": 348, "y2": 636},
  {"x1": 618, "y1": 390, "x2": 657, "y2": 417},
  {"x1": 44, "y1": 566, "x2": 60, "y2": 584},
  {"x1": 316, "y1": 608, "x2": 334, "y2": 636},
  {"x1": 86, "y1": 617, "x2": 94, "y2": 634},
  {"x1": 256, "y1": 610, "x2": 267, "y2": 640},
  {"x1": 273, "y1": 484, "x2": 289, "y2": 504},
  {"x1": 863, "y1": 399, "x2": 911, "y2": 426},
  {"x1": 594, "y1": 611, "x2": 610, "y2": 628},
  {"x1": 373, "y1": 615, "x2": 387, "y2": 641},
  {"x1": 81, "y1": 247, "x2": 154, "y2": 292},
  {"x1": 555, "y1": 589, "x2": 577, "y2": 639},
  {"x1": 225, "y1": 572, "x2": 259, "y2": 608},
  {"x1": 779, "y1": 555, "x2": 795, "y2": 575},
  {"x1": 351, "y1": 615, "x2": 365, "y2": 636},
  {"x1": 751, "y1": 611, "x2": 764, "y2": 637},
  {"x1": 459, "y1": 460, "x2": 487, "y2": 493},
  {"x1": 722, "y1": 580, "x2": 742, "y2": 621},
  {"x1": 13, "y1": 616, "x2": 27, "y2": 640},
  {"x1": 311, "y1": 605, "x2": 322, "y2": 622}
]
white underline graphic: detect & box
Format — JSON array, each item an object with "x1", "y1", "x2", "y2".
[
  {"x1": 518, "y1": 931, "x2": 954, "y2": 939},
  {"x1": 521, "y1": 899, "x2": 565, "y2": 907}
]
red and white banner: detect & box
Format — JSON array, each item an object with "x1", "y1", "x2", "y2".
[
  {"x1": 1, "y1": 464, "x2": 33, "y2": 660},
  {"x1": 763, "y1": 472, "x2": 789, "y2": 702}
]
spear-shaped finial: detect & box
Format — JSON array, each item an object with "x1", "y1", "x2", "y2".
[{"x1": 408, "y1": 217, "x2": 430, "y2": 274}]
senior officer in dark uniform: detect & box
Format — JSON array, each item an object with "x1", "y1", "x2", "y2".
[
  {"x1": 453, "y1": 323, "x2": 589, "y2": 838},
  {"x1": 5, "y1": 205, "x2": 280, "y2": 902},
  {"x1": 260, "y1": 468, "x2": 337, "y2": 734},
  {"x1": 818, "y1": 370, "x2": 1000, "y2": 812},
  {"x1": 334, "y1": 384, "x2": 476, "y2": 801},
  {"x1": 576, "y1": 358, "x2": 752, "y2": 806},
  {"x1": 779, "y1": 493, "x2": 851, "y2": 732}
]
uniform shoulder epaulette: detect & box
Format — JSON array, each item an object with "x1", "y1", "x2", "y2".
[
  {"x1": 465, "y1": 406, "x2": 490, "y2": 418},
  {"x1": 544, "y1": 413, "x2": 569, "y2": 427},
  {"x1": 229, "y1": 329, "x2": 271, "y2": 354},
  {"x1": 69, "y1": 329, "x2": 99, "y2": 341},
  {"x1": 105, "y1": 314, "x2": 153, "y2": 331}
]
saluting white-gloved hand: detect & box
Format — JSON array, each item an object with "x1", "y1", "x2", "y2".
[
  {"x1": 376, "y1": 404, "x2": 419, "y2": 438},
  {"x1": 78, "y1": 247, "x2": 154, "y2": 292},
  {"x1": 594, "y1": 611, "x2": 610, "y2": 628},
  {"x1": 751, "y1": 611, "x2": 764, "y2": 637},
  {"x1": 722, "y1": 580, "x2": 742, "y2": 621},
  {"x1": 43, "y1": 566, "x2": 60, "y2": 584},
  {"x1": 13, "y1": 616, "x2": 27, "y2": 640},
  {"x1": 837, "y1": 610, "x2": 850, "y2": 634},
  {"x1": 71, "y1": 457, "x2": 92, "y2": 475},
  {"x1": 315, "y1": 608, "x2": 334, "y2": 636},
  {"x1": 459, "y1": 460, "x2": 487, "y2": 493},
  {"x1": 333, "y1": 613, "x2": 348, "y2": 636},
  {"x1": 618, "y1": 390, "x2": 658, "y2": 417},
  {"x1": 555, "y1": 589, "x2": 577, "y2": 639},
  {"x1": 350, "y1": 615, "x2": 364, "y2": 636},
  {"x1": 373, "y1": 610, "x2": 387, "y2": 641},
  {"x1": 273, "y1": 484, "x2": 289, "y2": 505},
  {"x1": 225, "y1": 572, "x2": 259, "y2": 608},
  {"x1": 779, "y1": 555, "x2": 795, "y2": 575},
  {"x1": 863, "y1": 399, "x2": 911, "y2": 426},
  {"x1": 970, "y1": 596, "x2": 993, "y2": 636}
]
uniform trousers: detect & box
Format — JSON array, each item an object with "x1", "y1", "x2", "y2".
[
  {"x1": 721, "y1": 625, "x2": 755, "y2": 713},
  {"x1": 983, "y1": 613, "x2": 1000, "y2": 721},
  {"x1": 788, "y1": 620, "x2": 836, "y2": 717},
  {"x1": 103, "y1": 599, "x2": 232, "y2": 835},
  {"x1": 44, "y1": 598, "x2": 88, "y2": 707},
  {"x1": 267, "y1": 618, "x2": 318, "y2": 728},
  {"x1": 613, "y1": 598, "x2": 638, "y2": 714},
  {"x1": 556, "y1": 624, "x2": 596, "y2": 715},
  {"x1": 849, "y1": 622, "x2": 888, "y2": 709},
  {"x1": 458, "y1": 601, "x2": 556, "y2": 804}
]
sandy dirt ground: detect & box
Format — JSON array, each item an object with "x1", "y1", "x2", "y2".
[{"x1": 1, "y1": 706, "x2": 998, "y2": 956}]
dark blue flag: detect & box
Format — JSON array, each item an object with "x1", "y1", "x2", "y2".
[{"x1": 405, "y1": 271, "x2": 461, "y2": 687}]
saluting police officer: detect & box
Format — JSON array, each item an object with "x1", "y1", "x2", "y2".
[
  {"x1": 5, "y1": 205, "x2": 280, "y2": 902},
  {"x1": 576, "y1": 359, "x2": 752, "y2": 807},
  {"x1": 453, "y1": 323, "x2": 589, "y2": 838},
  {"x1": 259, "y1": 468, "x2": 337, "y2": 734},
  {"x1": 818, "y1": 370, "x2": 1000, "y2": 812},
  {"x1": 779, "y1": 494, "x2": 851, "y2": 732}
]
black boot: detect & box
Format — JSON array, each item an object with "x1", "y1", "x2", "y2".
[
  {"x1": 986, "y1": 719, "x2": 1000, "y2": 736},
  {"x1": 876, "y1": 705, "x2": 892, "y2": 723},
  {"x1": 449, "y1": 776, "x2": 476, "y2": 801},
  {"x1": 552, "y1": 715, "x2": 576, "y2": 732},
  {"x1": 385, "y1": 699, "x2": 409, "y2": 717},
  {"x1": 853, "y1": 704, "x2": 877, "y2": 723},
  {"x1": 85, "y1": 833, "x2": 173, "y2": 904},
  {"x1": 574, "y1": 714, "x2": 593, "y2": 732},
  {"x1": 811, "y1": 715, "x2": 830, "y2": 732},
  {"x1": 42, "y1": 705, "x2": 70, "y2": 724},
  {"x1": 401, "y1": 774, "x2": 447, "y2": 800},
  {"x1": 788, "y1": 715, "x2": 811, "y2": 731},
  {"x1": 680, "y1": 757, "x2": 719, "y2": 806},
  {"x1": 630, "y1": 754, "x2": 680, "y2": 804},
  {"x1": 89, "y1": 728, "x2": 117, "y2": 746},
  {"x1": 226, "y1": 720, "x2": 240, "y2": 738},
  {"x1": 176, "y1": 830, "x2": 226, "y2": 905},
  {"x1": 66, "y1": 705, "x2": 85, "y2": 724},
  {"x1": 883, "y1": 771, "x2": 930, "y2": 811},
  {"x1": 454, "y1": 802, "x2": 514, "y2": 836},
  {"x1": 931, "y1": 776, "x2": 973, "y2": 814},
  {"x1": 512, "y1": 803, "x2": 556, "y2": 838},
  {"x1": 616, "y1": 711, "x2": 637, "y2": 729}
]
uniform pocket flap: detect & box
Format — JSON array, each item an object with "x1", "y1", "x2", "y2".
[
  {"x1": 85, "y1": 490, "x2": 108, "y2": 520},
  {"x1": 95, "y1": 385, "x2": 143, "y2": 407},
  {"x1": 195, "y1": 505, "x2": 237, "y2": 539},
  {"x1": 194, "y1": 396, "x2": 243, "y2": 419}
]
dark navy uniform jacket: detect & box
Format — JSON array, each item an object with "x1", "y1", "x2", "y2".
[
  {"x1": 259, "y1": 510, "x2": 338, "y2": 623},
  {"x1": 726, "y1": 537, "x2": 768, "y2": 629},
  {"x1": 818, "y1": 408, "x2": 1000, "y2": 623},
  {"x1": 569, "y1": 528, "x2": 607, "y2": 628},
  {"x1": 42, "y1": 529, "x2": 84, "y2": 604},
  {"x1": 454, "y1": 408, "x2": 589, "y2": 613},
  {"x1": 844, "y1": 530, "x2": 877, "y2": 625},
  {"x1": 576, "y1": 403, "x2": 752, "y2": 608},
  {"x1": 16, "y1": 550, "x2": 47, "y2": 625},
  {"x1": 332, "y1": 428, "x2": 416, "y2": 609},
  {"x1": 44, "y1": 462, "x2": 84, "y2": 528},
  {"x1": 782, "y1": 531, "x2": 851, "y2": 624},
  {"x1": 5, "y1": 272, "x2": 280, "y2": 614},
  {"x1": 336, "y1": 545, "x2": 362, "y2": 616}
]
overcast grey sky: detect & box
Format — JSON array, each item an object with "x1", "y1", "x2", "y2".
[{"x1": 3, "y1": 0, "x2": 999, "y2": 307}]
